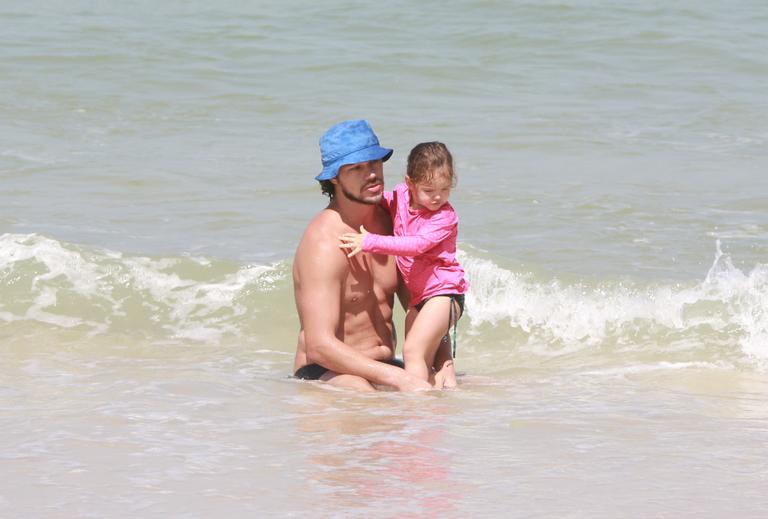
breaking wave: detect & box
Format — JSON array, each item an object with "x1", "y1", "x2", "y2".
[{"x1": 2, "y1": 233, "x2": 765, "y2": 369}]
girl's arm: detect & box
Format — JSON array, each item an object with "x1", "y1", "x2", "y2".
[
  {"x1": 339, "y1": 217, "x2": 455, "y2": 258},
  {"x1": 362, "y1": 225, "x2": 453, "y2": 256}
]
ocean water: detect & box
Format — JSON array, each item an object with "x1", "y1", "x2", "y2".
[{"x1": 2, "y1": 1, "x2": 768, "y2": 517}]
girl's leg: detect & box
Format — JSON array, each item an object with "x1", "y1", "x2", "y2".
[
  {"x1": 403, "y1": 296, "x2": 453, "y2": 382},
  {"x1": 433, "y1": 296, "x2": 462, "y2": 388},
  {"x1": 433, "y1": 335, "x2": 458, "y2": 389},
  {"x1": 404, "y1": 307, "x2": 435, "y2": 386}
]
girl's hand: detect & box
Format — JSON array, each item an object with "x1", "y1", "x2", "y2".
[{"x1": 338, "y1": 225, "x2": 369, "y2": 258}]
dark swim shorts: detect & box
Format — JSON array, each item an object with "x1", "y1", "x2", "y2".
[
  {"x1": 414, "y1": 293, "x2": 465, "y2": 316},
  {"x1": 294, "y1": 358, "x2": 405, "y2": 380}
]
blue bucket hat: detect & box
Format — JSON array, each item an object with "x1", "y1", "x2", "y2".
[{"x1": 316, "y1": 119, "x2": 393, "y2": 181}]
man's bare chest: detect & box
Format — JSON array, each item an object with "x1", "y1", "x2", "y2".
[{"x1": 341, "y1": 253, "x2": 398, "y2": 309}]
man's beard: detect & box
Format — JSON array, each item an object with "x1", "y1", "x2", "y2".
[{"x1": 340, "y1": 183, "x2": 382, "y2": 205}]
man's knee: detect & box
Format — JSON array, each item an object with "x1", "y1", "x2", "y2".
[{"x1": 320, "y1": 371, "x2": 376, "y2": 391}]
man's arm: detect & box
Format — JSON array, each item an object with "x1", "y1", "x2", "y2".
[{"x1": 296, "y1": 234, "x2": 430, "y2": 390}]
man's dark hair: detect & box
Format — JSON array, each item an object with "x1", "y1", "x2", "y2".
[{"x1": 320, "y1": 180, "x2": 335, "y2": 199}]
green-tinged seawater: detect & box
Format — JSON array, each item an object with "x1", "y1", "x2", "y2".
[{"x1": 2, "y1": 1, "x2": 768, "y2": 517}]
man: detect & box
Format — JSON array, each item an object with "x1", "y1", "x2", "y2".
[{"x1": 292, "y1": 119, "x2": 432, "y2": 391}]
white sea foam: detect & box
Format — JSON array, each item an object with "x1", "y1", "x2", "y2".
[
  {"x1": 3, "y1": 233, "x2": 765, "y2": 361},
  {"x1": 459, "y1": 242, "x2": 768, "y2": 363},
  {"x1": 702, "y1": 242, "x2": 768, "y2": 360},
  {"x1": 579, "y1": 361, "x2": 727, "y2": 378},
  {"x1": 0, "y1": 233, "x2": 284, "y2": 342}
]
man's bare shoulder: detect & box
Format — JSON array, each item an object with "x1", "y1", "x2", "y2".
[
  {"x1": 294, "y1": 208, "x2": 347, "y2": 275},
  {"x1": 297, "y1": 208, "x2": 344, "y2": 249}
]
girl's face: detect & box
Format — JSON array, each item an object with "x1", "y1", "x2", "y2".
[{"x1": 407, "y1": 174, "x2": 452, "y2": 211}]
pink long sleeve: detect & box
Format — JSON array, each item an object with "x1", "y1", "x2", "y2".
[{"x1": 362, "y1": 221, "x2": 454, "y2": 257}]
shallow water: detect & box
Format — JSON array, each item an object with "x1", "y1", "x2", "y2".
[
  {"x1": 2, "y1": 1, "x2": 768, "y2": 517},
  {"x1": 4, "y1": 336, "x2": 768, "y2": 517}
]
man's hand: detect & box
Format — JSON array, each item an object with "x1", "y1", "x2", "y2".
[
  {"x1": 338, "y1": 225, "x2": 369, "y2": 258},
  {"x1": 393, "y1": 371, "x2": 434, "y2": 392}
]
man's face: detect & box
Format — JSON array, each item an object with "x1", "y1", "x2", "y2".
[{"x1": 333, "y1": 160, "x2": 384, "y2": 205}]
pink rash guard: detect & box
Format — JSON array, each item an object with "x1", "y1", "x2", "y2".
[{"x1": 362, "y1": 182, "x2": 469, "y2": 307}]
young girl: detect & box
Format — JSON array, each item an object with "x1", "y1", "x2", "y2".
[{"x1": 339, "y1": 142, "x2": 468, "y2": 388}]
